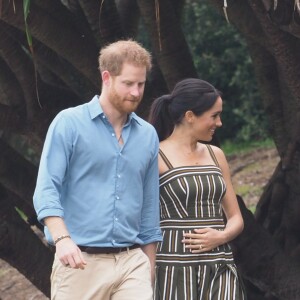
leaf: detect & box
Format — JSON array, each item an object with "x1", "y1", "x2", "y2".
[
  {"x1": 23, "y1": 0, "x2": 42, "y2": 108},
  {"x1": 23, "y1": 0, "x2": 33, "y2": 53},
  {"x1": 23, "y1": 0, "x2": 30, "y2": 17}
]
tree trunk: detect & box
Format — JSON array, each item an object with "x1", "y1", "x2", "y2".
[
  {"x1": 137, "y1": 0, "x2": 198, "y2": 90},
  {"x1": 0, "y1": 186, "x2": 53, "y2": 297},
  {"x1": 0, "y1": 138, "x2": 39, "y2": 221},
  {"x1": 232, "y1": 196, "x2": 300, "y2": 300},
  {"x1": 1, "y1": 0, "x2": 300, "y2": 297},
  {"x1": 116, "y1": 0, "x2": 140, "y2": 38},
  {"x1": 1, "y1": 0, "x2": 99, "y2": 87},
  {"x1": 207, "y1": 0, "x2": 300, "y2": 297},
  {"x1": 98, "y1": 0, "x2": 124, "y2": 43}
]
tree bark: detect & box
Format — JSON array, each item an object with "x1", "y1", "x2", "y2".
[
  {"x1": 0, "y1": 23, "x2": 39, "y2": 121},
  {"x1": 137, "y1": 0, "x2": 198, "y2": 90},
  {"x1": 1, "y1": 0, "x2": 99, "y2": 87},
  {"x1": 116, "y1": 0, "x2": 140, "y2": 38},
  {"x1": 1, "y1": 0, "x2": 300, "y2": 297},
  {"x1": 0, "y1": 56, "x2": 24, "y2": 108},
  {"x1": 232, "y1": 196, "x2": 300, "y2": 300},
  {"x1": 77, "y1": 0, "x2": 103, "y2": 46},
  {"x1": 0, "y1": 138, "x2": 38, "y2": 219},
  {"x1": 0, "y1": 186, "x2": 52, "y2": 297},
  {"x1": 98, "y1": 0, "x2": 124, "y2": 44}
]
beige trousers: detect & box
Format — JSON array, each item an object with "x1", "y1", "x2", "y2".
[{"x1": 51, "y1": 248, "x2": 152, "y2": 300}]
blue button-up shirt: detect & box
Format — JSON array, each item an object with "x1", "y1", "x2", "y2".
[{"x1": 33, "y1": 96, "x2": 162, "y2": 247}]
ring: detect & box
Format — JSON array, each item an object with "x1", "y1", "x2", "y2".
[{"x1": 199, "y1": 244, "x2": 203, "y2": 250}]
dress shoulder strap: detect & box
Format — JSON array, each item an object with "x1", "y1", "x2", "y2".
[
  {"x1": 159, "y1": 149, "x2": 174, "y2": 169},
  {"x1": 206, "y1": 144, "x2": 220, "y2": 167}
]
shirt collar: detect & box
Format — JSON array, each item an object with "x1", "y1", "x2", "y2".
[{"x1": 87, "y1": 95, "x2": 141, "y2": 125}]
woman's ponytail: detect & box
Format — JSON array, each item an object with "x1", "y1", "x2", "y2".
[{"x1": 148, "y1": 95, "x2": 174, "y2": 141}]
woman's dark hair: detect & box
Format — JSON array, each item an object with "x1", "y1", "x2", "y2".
[{"x1": 148, "y1": 78, "x2": 221, "y2": 141}]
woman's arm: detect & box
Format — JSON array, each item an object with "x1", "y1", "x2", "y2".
[{"x1": 182, "y1": 146, "x2": 244, "y2": 253}]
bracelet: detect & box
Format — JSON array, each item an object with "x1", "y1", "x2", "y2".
[{"x1": 54, "y1": 235, "x2": 71, "y2": 245}]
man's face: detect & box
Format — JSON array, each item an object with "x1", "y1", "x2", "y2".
[{"x1": 107, "y1": 63, "x2": 147, "y2": 114}]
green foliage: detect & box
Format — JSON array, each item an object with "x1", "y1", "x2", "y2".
[
  {"x1": 4, "y1": 132, "x2": 40, "y2": 166},
  {"x1": 221, "y1": 138, "x2": 275, "y2": 156},
  {"x1": 247, "y1": 205, "x2": 256, "y2": 214},
  {"x1": 234, "y1": 183, "x2": 260, "y2": 199},
  {"x1": 15, "y1": 207, "x2": 27, "y2": 221},
  {"x1": 182, "y1": 0, "x2": 269, "y2": 143}
]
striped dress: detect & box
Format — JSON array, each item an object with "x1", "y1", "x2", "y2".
[{"x1": 154, "y1": 145, "x2": 246, "y2": 300}]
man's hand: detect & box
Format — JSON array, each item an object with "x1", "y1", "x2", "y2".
[
  {"x1": 55, "y1": 238, "x2": 87, "y2": 269},
  {"x1": 44, "y1": 216, "x2": 87, "y2": 269}
]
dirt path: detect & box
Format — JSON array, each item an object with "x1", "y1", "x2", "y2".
[
  {"x1": 0, "y1": 147, "x2": 280, "y2": 299},
  {"x1": 229, "y1": 147, "x2": 279, "y2": 208},
  {"x1": 0, "y1": 259, "x2": 48, "y2": 300}
]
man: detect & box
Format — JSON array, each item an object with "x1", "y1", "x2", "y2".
[{"x1": 33, "y1": 40, "x2": 162, "y2": 300}]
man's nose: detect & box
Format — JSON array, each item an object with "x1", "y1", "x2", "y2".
[{"x1": 130, "y1": 86, "x2": 140, "y2": 97}]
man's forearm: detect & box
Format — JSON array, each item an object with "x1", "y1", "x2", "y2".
[
  {"x1": 44, "y1": 216, "x2": 70, "y2": 243},
  {"x1": 141, "y1": 242, "x2": 157, "y2": 286}
]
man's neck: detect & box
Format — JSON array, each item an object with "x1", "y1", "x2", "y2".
[{"x1": 99, "y1": 95, "x2": 128, "y2": 128}]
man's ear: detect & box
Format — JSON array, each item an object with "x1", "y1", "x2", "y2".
[{"x1": 102, "y1": 70, "x2": 111, "y2": 85}]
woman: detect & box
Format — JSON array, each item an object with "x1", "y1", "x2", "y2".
[{"x1": 148, "y1": 78, "x2": 246, "y2": 300}]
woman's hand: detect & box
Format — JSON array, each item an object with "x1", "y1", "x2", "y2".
[{"x1": 182, "y1": 228, "x2": 225, "y2": 253}]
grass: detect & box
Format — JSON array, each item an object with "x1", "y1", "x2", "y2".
[
  {"x1": 221, "y1": 138, "x2": 275, "y2": 157},
  {"x1": 222, "y1": 138, "x2": 276, "y2": 213},
  {"x1": 247, "y1": 205, "x2": 256, "y2": 214},
  {"x1": 234, "y1": 182, "x2": 262, "y2": 213},
  {"x1": 235, "y1": 184, "x2": 262, "y2": 198},
  {"x1": 0, "y1": 268, "x2": 9, "y2": 277}
]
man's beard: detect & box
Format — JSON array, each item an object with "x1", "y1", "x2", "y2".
[{"x1": 108, "y1": 86, "x2": 141, "y2": 114}]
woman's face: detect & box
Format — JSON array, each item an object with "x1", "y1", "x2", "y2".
[{"x1": 193, "y1": 96, "x2": 223, "y2": 142}]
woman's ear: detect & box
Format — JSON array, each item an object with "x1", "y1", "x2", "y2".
[{"x1": 185, "y1": 110, "x2": 195, "y2": 123}]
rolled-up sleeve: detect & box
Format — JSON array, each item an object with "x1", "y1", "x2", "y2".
[
  {"x1": 33, "y1": 112, "x2": 73, "y2": 223},
  {"x1": 138, "y1": 134, "x2": 162, "y2": 244}
]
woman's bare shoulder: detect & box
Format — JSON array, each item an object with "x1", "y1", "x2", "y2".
[{"x1": 208, "y1": 144, "x2": 228, "y2": 166}]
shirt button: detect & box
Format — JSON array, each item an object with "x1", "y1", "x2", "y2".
[
  {"x1": 112, "y1": 133, "x2": 115, "y2": 137},
  {"x1": 115, "y1": 218, "x2": 118, "y2": 221},
  {"x1": 117, "y1": 174, "x2": 121, "y2": 178},
  {"x1": 116, "y1": 196, "x2": 119, "y2": 200}
]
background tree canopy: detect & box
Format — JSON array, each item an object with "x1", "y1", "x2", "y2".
[
  {"x1": 182, "y1": 1, "x2": 268, "y2": 142},
  {"x1": 1, "y1": 0, "x2": 300, "y2": 299}
]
